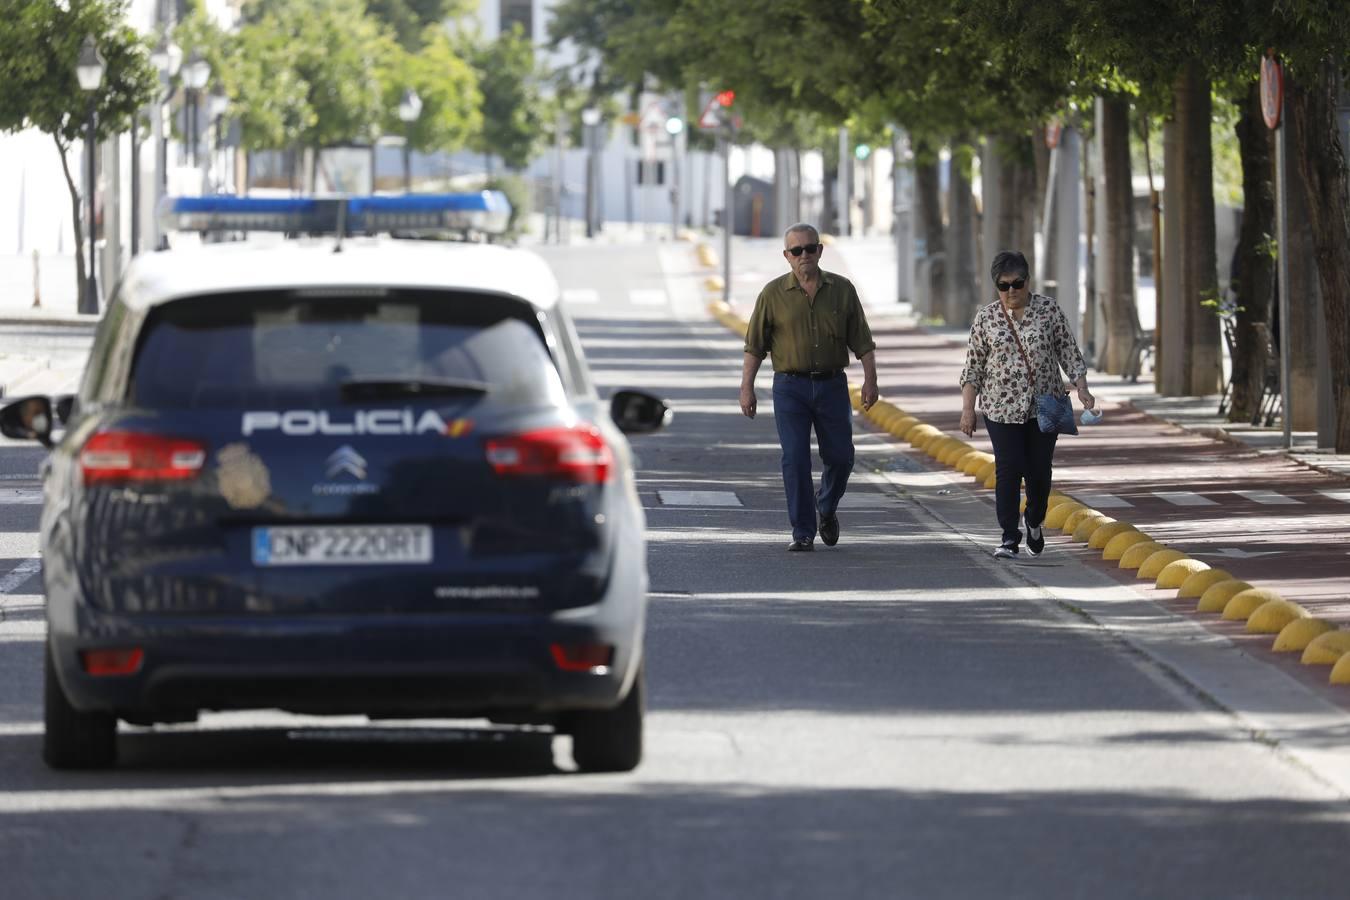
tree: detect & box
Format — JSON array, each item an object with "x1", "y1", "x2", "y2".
[
  {"x1": 461, "y1": 26, "x2": 545, "y2": 170},
  {"x1": 378, "y1": 25, "x2": 481, "y2": 157},
  {"x1": 0, "y1": 0, "x2": 157, "y2": 312},
  {"x1": 366, "y1": 0, "x2": 470, "y2": 50}
]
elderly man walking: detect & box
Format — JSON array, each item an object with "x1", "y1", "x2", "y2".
[{"x1": 740, "y1": 223, "x2": 878, "y2": 552}]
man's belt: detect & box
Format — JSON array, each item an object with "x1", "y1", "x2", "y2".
[{"x1": 780, "y1": 369, "x2": 842, "y2": 380}]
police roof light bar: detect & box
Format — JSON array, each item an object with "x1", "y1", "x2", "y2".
[{"x1": 159, "y1": 192, "x2": 512, "y2": 237}]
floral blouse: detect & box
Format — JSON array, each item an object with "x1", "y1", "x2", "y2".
[{"x1": 959, "y1": 294, "x2": 1088, "y2": 424}]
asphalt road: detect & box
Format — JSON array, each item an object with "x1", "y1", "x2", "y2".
[{"x1": 1, "y1": 243, "x2": 1349, "y2": 899}]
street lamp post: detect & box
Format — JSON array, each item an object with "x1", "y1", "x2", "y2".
[
  {"x1": 76, "y1": 36, "x2": 105, "y2": 315},
  {"x1": 581, "y1": 107, "x2": 600, "y2": 237},
  {"x1": 182, "y1": 50, "x2": 211, "y2": 171},
  {"x1": 665, "y1": 114, "x2": 684, "y2": 241},
  {"x1": 150, "y1": 35, "x2": 181, "y2": 250},
  {"x1": 398, "y1": 88, "x2": 422, "y2": 193}
]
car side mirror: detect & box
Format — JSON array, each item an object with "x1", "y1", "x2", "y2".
[
  {"x1": 0, "y1": 395, "x2": 55, "y2": 448},
  {"x1": 609, "y1": 389, "x2": 671, "y2": 435},
  {"x1": 54, "y1": 394, "x2": 75, "y2": 425}
]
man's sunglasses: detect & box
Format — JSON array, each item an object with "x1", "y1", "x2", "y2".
[
  {"x1": 787, "y1": 243, "x2": 822, "y2": 257},
  {"x1": 996, "y1": 277, "x2": 1027, "y2": 292}
]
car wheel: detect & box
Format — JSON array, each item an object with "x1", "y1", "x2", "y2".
[
  {"x1": 43, "y1": 643, "x2": 117, "y2": 770},
  {"x1": 569, "y1": 665, "x2": 644, "y2": 773}
]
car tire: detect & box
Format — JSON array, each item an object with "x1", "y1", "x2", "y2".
[
  {"x1": 43, "y1": 643, "x2": 117, "y2": 770},
  {"x1": 569, "y1": 665, "x2": 644, "y2": 773}
]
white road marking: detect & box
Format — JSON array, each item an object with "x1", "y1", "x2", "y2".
[
  {"x1": 1232, "y1": 489, "x2": 1301, "y2": 505},
  {"x1": 1153, "y1": 491, "x2": 1218, "y2": 507},
  {"x1": 1318, "y1": 490, "x2": 1350, "y2": 503},
  {"x1": 0, "y1": 487, "x2": 43, "y2": 505},
  {"x1": 838, "y1": 493, "x2": 899, "y2": 508},
  {"x1": 657, "y1": 490, "x2": 742, "y2": 507},
  {"x1": 0, "y1": 557, "x2": 42, "y2": 594},
  {"x1": 1074, "y1": 492, "x2": 1133, "y2": 509},
  {"x1": 561, "y1": 288, "x2": 599, "y2": 305},
  {"x1": 629, "y1": 289, "x2": 669, "y2": 306},
  {"x1": 1195, "y1": 548, "x2": 1283, "y2": 559}
]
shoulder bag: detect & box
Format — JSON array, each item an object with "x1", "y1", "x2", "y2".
[{"x1": 997, "y1": 302, "x2": 1077, "y2": 435}]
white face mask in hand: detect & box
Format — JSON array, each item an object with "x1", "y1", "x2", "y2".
[{"x1": 1080, "y1": 408, "x2": 1103, "y2": 426}]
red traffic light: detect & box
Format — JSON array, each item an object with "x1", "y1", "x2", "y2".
[{"x1": 716, "y1": 90, "x2": 735, "y2": 107}]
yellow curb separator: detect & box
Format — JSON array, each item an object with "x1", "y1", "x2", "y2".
[
  {"x1": 1137, "y1": 549, "x2": 1188, "y2": 580},
  {"x1": 1247, "y1": 599, "x2": 1307, "y2": 634},
  {"x1": 1329, "y1": 653, "x2": 1350, "y2": 684},
  {"x1": 1222, "y1": 587, "x2": 1282, "y2": 621},
  {"x1": 1302, "y1": 630, "x2": 1350, "y2": 666},
  {"x1": 1061, "y1": 507, "x2": 1102, "y2": 534},
  {"x1": 1103, "y1": 529, "x2": 1151, "y2": 560},
  {"x1": 1119, "y1": 541, "x2": 1167, "y2": 570},
  {"x1": 1073, "y1": 515, "x2": 1115, "y2": 544},
  {"x1": 1155, "y1": 558, "x2": 1210, "y2": 590},
  {"x1": 1088, "y1": 521, "x2": 1136, "y2": 550},
  {"x1": 1045, "y1": 501, "x2": 1085, "y2": 529},
  {"x1": 1273, "y1": 617, "x2": 1335, "y2": 652},
  {"x1": 1177, "y1": 568, "x2": 1233, "y2": 599},
  {"x1": 1196, "y1": 579, "x2": 1254, "y2": 613}
]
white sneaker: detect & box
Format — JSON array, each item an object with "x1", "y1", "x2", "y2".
[
  {"x1": 1026, "y1": 525, "x2": 1044, "y2": 557},
  {"x1": 993, "y1": 544, "x2": 1018, "y2": 559}
]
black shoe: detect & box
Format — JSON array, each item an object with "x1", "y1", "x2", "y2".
[
  {"x1": 993, "y1": 543, "x2": 1018, "y2": 559},
  {"x1": 819, "y1": 514, "x2": 840, "y2": 547},
  {"x1": 1026, "y1": 523, "x2": 1045, "y2": 557},
  {"x1": 788, "y1": 539, "x2": 814, "y2": 552}
]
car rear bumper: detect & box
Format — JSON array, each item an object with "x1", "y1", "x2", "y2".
[{"x1": 49, "y1": 608, "x2": 642, "y2": 722}]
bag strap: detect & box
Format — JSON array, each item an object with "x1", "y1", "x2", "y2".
[{"x1": 996, "y1": 301, "x2": 1036, "y2": 389}]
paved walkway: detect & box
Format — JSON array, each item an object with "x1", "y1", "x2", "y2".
[{"x1": 710, "y1": 236, "x2": 1350, "y2": 703}]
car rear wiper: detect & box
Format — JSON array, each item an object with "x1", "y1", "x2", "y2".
[{"x1": 339, "y1": 377, "x2": 490, "y2": 402}]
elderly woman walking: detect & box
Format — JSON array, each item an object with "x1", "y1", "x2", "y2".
[{"x1": 959, "y1": 251, "x2": 1096, "y2": 559}]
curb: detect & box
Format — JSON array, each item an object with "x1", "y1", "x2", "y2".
[{"x1": 703, "y1": 286, "x2": 1350, "y2": 685}]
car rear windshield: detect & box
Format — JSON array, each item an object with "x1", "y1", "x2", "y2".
[{"x1": 129, "y1": 289, "x2": 567, "y2": 410}]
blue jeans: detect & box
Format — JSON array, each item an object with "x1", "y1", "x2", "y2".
[
  {"x1": 772, "y1": 371, "x2": 855, "y2": 542},
  {"x1": 983, "y1": 416, "x2": 1059, "y2": 548}
]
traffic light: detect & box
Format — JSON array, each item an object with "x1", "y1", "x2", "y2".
[{"x1": 716, "y1": 90, "x2": 735, "y2": 107}]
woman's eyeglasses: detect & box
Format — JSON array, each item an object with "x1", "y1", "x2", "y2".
[
  {"x1": 787, "y1": 243, "x2": 822, "y2": 257},
  {"x1": 996, "y1": 277, "x2": 1027, "y2": 292}
]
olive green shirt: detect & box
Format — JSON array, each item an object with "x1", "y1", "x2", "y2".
[{"x1": 743, "y1": 270, "x2": 876, "y2": 373}]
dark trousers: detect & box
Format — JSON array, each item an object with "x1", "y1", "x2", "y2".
[
  {"x1": 983, "y1": 416, "x2": 1059, "y2": 548},
  {"x1": 772, "y1": 371, "x2": 855, "y2": 542}
]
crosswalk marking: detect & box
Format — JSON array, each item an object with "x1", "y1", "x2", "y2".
[
  {"x1": 657, "y1": 490, "x2": 742, "y2": 507},
  {"x1": 629, "y1": 289, "x2": 668, "y2": 306},
  {"x1": 0, "y1": 558, "x2": 41, "y2": 595},
  {"x1": 1319, "y1": 490, "x2": 1350, "y2": 503},
  {"x1": 1153, "y1": 491, "x2": 1219, "y2": 507},
  {"x1": 0, "y1": 488, "x2": 42, "y2": 505},
  {"x1": 1232, "y1": 489, "x2": 1302, "y2": 505},
  {"x1": 562, "y1": 288, "x2": 599, "y2": 305},
  {"x1": 839, "y1": 493, "x2": 899, "y2": 508},
  {"x1": 1074, "y1": 492, "x2": 1133, "y2": 509}
]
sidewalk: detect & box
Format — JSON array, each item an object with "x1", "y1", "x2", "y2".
[{"x1": 707, "y1": 236, "x2": 1350, "y2": 700}]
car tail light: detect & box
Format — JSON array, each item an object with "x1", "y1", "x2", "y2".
[
  {"x1": 485, "y1": 425, "x2": 613, "y2": 484},
  {"x1": 80, "y1": 648, "x2": 144, "y2": 676},
  {"x1": 550, "y1": 642, "x2": 614, "y2": 673},
  {"x1": 80, "y1": 431, "x2": 207, "y2": 485}
]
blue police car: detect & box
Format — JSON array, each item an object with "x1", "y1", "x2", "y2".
[{"x1": 0, "y1": 193, "x2": 669, "y2": 772}]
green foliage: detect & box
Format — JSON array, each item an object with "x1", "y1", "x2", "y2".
[
  {"x1": 379, "y1": 24, "x2": 482, "y2": 153},
  {"x1": 459, "y1": 26, "x2": 545, "y2": 169},
  {"x1": 366, "y1": 0, "x2": 471, "y2": 50},
  {"x1": 0, "y1": 0, "x2": 158, "y2": 148}
]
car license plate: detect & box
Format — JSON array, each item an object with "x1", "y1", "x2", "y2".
[{"x1": 252, "y1": 525, "x2": 432, "y2": 566}]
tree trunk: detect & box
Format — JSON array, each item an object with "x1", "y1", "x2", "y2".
[
  {"x1": 1288, "y1": 58, "x2": 1350, "y2": 451},
  {"x1": 1098, "y1": 96, "x2": 1137, "y2": 373},
  {"x1": 946, "y1": 142, "x2": 979, "y2": 327},
  {"x1": 1229, "y1": 81, "x2": 1277, "y2": 423},
  {"x1": 914, "y1": 143, "x2": 946, "y2": 319},
  {"x1": 1175, "y1": 61, "x2": 1223, "y2": 395},
  {"x1": 55, "y1": 135, "x2": 87, "y2": 307}
]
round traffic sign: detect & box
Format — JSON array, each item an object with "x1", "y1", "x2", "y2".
[{"x1": 1260, "y1": 53, "x2": 1283, "y2": 130}]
